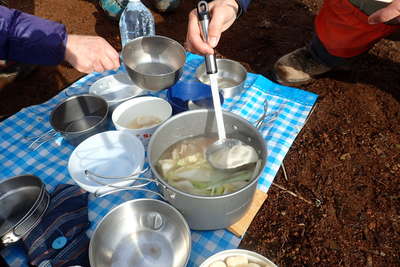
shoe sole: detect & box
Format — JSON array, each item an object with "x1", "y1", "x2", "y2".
[{"x1": 269, "y1": 70, "x2": 314, "y2": 87}]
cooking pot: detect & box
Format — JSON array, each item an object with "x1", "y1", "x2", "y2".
[
  {"x1": 26, "y1": 94, "x2": 109, "y2": 150},
  {"x1": 147, "y1": 109, "x2": 267, "y2": 230},
  {"x1": 0, "y1": 175, "x2": 50, "y2": 247},
  {"x1": 50, "y1": 94, "x2": 109, "y2": 146},
  {"x1": 89, "y1": 198, "x2": 191, "y2": 267}
]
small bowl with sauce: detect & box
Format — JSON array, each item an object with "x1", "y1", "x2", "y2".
[{"x1": 112, "y1": 96, "x2": 172, "y2": 148}]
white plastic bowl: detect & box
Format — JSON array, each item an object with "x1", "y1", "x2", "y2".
[
  {"x1": 200, "y1": 249, "x2": 277, "y2": 267},
  {"x1": 112, "y1": 96, "x2": 172, "y2": 148},
  {"x1": 89, "y1": 73, "x2": 145, "y2": 112},
  {"x1": 68, "y1": 131, "x2": 145, "y2": 194}
]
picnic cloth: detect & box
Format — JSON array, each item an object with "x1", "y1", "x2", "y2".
[
  {"x1": 0, "y1": 53, "x2": 318, "y2": 266},
  {"x1": 22, "y1": 184, "x2": 90, "y2": 267}
]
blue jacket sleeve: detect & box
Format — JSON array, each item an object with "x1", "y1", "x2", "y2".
[
  {"x1": 234, "y1": 0, "x2": 251, "y2": 17},
  {"x1": 236, "y1": 0, "x2": 251, "y2": 12},
  {"x1": 0, "y1": 6, "x2": 67, "y2": 65}
]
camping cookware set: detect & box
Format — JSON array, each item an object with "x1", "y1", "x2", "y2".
[
  {"x1": 0, "y1": 175, "x2": 50, "y2": 248},
  {"x1": 6, "y1": 3, "x2": 273, "y2": 264}
]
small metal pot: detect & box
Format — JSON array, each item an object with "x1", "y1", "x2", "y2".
[
  {"x1": 196, "y1": 59, "x2": 247, "y2": 98},
  {"x1": 50, "y1": 94, "x2": 109, "y2": 146},
  {"x1": 121, "y1": 35, "x2": 186, "y2": 91},
  {"x1": 147, "y1": 109, "x2": 267, "y2": 230},
  {"x1": 0, "y1": 175, "x2": 50, "y2": 246},
  {"x1": 89, "y1": 198, "x2": 191, "y2": 267}
]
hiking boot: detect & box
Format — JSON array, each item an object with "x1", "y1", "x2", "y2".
[{"x1": 273, "y1": 47, "x2": 332, "y2": 86}]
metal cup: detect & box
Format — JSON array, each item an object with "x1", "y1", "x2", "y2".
[
  {"x1": 50, "y1": 94, "x2": 109, "y2": 146},
  {"x1": 196, "y1": 59, "x2": 247, "y2": 98}
]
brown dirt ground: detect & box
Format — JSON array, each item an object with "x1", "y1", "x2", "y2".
[{"x1": 2, "y1": 0, "x2": 400, "y2": 266}]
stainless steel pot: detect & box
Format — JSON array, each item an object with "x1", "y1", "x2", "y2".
[
  {"x1": 50, "y1": 94, "x2": 109, "y2": 146},
  {"x1": 147, "y1": 109, "x2": 267, "y2": 230},
  {"x1": 89, "y1": 199, "x2": 191, "y2": 267},
  {"x1": 121, "y1": 35, "x2": 186, "y2": 91},
  {"x1": 0, "y1": 175, "x2": 50, "y2": 246},
  {"x1": 26, "y1": 94, "x2": 109, "y2": 150},
  {"x1": 196, "y1": 58, "x2": 247, "y2": 98}
]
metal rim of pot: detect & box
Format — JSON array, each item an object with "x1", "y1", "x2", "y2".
[
  {"x1": 49, "y1": 94, "x2": 109, "y2": 135},
  {"x1": 0, "y1": 175, "x2": 50, "y2": 246}
]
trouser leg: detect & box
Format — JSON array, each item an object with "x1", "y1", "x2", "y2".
[
  {"x1": 272, "y1": 0, "x2": 400, "y2": 85},
  {"x1": 309, "y1": 33, "x2": 348, "y2": 68},
  {"x1": 314, "y1": 0, "x2": 400, "y2": 59}
]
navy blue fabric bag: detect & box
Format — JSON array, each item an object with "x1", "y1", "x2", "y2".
[{"x1": 22, "y1": 184, "x2": 90, "y2": 267}]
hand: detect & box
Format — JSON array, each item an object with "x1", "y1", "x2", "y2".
[
  {"x1": 368, "y1": 0, "x2": 400, "y2": 24},
  {"x1": 185, "y1": 0, "x2": 239, "y2": 55},
  {"x1": 64, "y1": 34, "x2": 120, "y2": 73}
]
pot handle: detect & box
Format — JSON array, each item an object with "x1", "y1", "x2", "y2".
[
  {"x1": 24, "y1": 129, "x2": 59, "y2": 151},
  {"x1": 84, "y1": 167, "x2": 150, "y2": 181},
  {"x1": 86, "y1": 170, "x2": 154, "y2": 189},
  {"x1": 1, "y1": 185, "x2": 50, "y2": 245},
  {"x1": 91, "y1": 177, "x2": 178, "y2": 201},
  {"x1": 94, "y1": 186, "x2": 166, "y2": 200},
  {"x1": 64, "y1": 84, "x2": 91, "y2": 97},
  {"x1": 85, "y1": 168, "x2": 167, "y2": 200}
]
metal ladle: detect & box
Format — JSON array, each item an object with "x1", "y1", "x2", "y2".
[{"x1": 197, "y1": 1, "x2": 253, "y2": 171}]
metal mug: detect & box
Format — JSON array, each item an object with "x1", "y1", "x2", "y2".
[
  {"x1": 50, "y1": 94, "x2": 109, "y2": 146},
  {"x1": 26, "y1": 94, "x2": 109, "y2": 150},
  {"x1": 196, "y1": 58, "x2": 247, "y2": 98}
]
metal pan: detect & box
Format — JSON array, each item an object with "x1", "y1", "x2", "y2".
[
  {"x1": 89, "y1": 198, "x2": 191, "y2": 267},
  {"x1": 0, "y1": 175, "x2": 50, "y2": 246}
]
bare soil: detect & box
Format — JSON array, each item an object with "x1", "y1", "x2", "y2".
[{"x1": 2, "y1": 0, "x2": 400, "y2": 266}]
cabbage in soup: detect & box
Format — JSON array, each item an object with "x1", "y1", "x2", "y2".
[{"x1": 156, "y1": 135, "x2": 259, "y2": 196}]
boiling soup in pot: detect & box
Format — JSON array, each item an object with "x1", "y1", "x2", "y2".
[{"x1": 157, "y1": 135, "x2": 258, "y2": 196}]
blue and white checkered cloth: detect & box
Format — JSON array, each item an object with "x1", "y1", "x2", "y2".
[{"x1": 0, "y1": 53, "x2": 317, "y2": 266}]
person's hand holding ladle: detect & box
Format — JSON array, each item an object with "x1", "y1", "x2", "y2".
[{"x1": 197, "y1": 1, "x2": 258, "y2": 171}]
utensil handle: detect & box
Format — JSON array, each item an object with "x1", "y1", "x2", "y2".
[
  {"x1": 84, "y1": 166, "x2": 150, "y2": 180},
  {"x1": 210, "y1": 74, "x2": 226, "y2": 140},
  {"x1": 197, "y1": 1, "x2": 218, "y2": 74},
  {"x1": 24, "y1": 129, "x2": 58, "y2": 151},
  {"x1": 254, "y1": 98, "x2": 280, "y2": 130},
  {"x1": 85, "y1": 172, "x2": 153, "y2": 189},
  {"x1": 95, "y1": 186, "x2": 166, "y2": 200}
]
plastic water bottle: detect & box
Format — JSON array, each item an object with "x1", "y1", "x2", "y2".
[{"x1": 119, "y1": 0, "x2": 155, "y2": 47}]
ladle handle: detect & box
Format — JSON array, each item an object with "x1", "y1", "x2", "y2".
[{"x1": 197, "y1": 1, "x2": 218, "y2": 74}]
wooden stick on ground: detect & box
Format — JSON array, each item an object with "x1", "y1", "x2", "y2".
[
  {"x1": 272, "y1": 183, "x2": 313, "y2": 205},
  {"x1": 281, "y1": 162, "x2": 288, "y2": 181}
]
